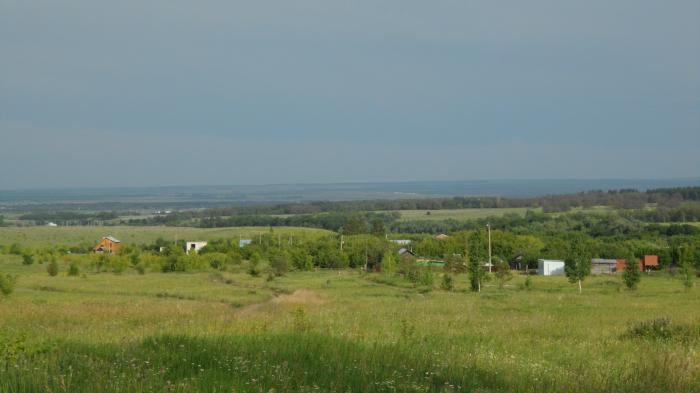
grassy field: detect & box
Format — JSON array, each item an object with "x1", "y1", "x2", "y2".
[
  {"x1": 0, "y1": 226, "x2": 331, "y2": 247},
  {"x1": 393, "y1": 208, "x2": 535, "y2": 222},
  {"x1": 1, "y1": 254, "x2": 698, "y2": 392}
]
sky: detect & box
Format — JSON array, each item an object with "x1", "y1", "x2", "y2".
[{"x1": 1, "y1": 0, "x2": 699, "y2": 189}]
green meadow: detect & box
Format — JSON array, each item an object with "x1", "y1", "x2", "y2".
[
  {"x1": 388, "y1": 208, "x2": 533, "y2": 222},
  {"x1": 0, "y1": 226, "x2": 699, "y2": 392},
  {"x1": 0, "y1": 226, "x2": 330, "y2": 247}
]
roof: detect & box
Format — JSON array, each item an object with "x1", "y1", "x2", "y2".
[
  {"x1": 643, "y1": 255, "x2": 659, "y2": 266},
  {"x1": 538, "y1": 259, "x2": 565, "y2": 264},
  {"x1": 592, "y1": 258, "x2": 617, "y2": 265},
  {"x1": 435, "y1": 234, "x2": 450, "y2": 240},
  {"x1": 398, "y1": 248, "x2": 416, "y2": 256},
  {"x1": 103, "y1": 236, "x2": 121, "y2": 243}
]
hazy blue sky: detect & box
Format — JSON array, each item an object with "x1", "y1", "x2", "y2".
[{"x1": 1, "y1": 0, "x2": 699, "y2": 189}]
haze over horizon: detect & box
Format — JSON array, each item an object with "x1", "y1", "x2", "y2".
[{"x1": 2, "y1": 1, "x2": 699, "y2": 189}]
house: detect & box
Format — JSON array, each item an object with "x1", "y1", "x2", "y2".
[
  {"x1": 186, "y1": 241, "x2": 208, "y2": 255},
  {"x1": 509, "y1": 254, "x2": 524, "y2": 270},
  {"x1": 642, "y1": 255, "x2": 659, "y2": 270},
  {"x1": 616, "y1": 259, "x2": 643, "y2": 272},
  {"x1": 537, "y1": 259, "x2": 565, "y2": 276},
  {"x1": 46, "y1": 222, "x2": 58, "y2": 227},
  {"x1": 591, "y1": 258, "x2": 618, "y2": 275},
  {"x1": 391, "y1": 239, "x2": 412, "y2": 245},
  {"x1": 397, "y1": 248, "x2": 416, "y2": 257},
  {"x1": 435, "y1": 234, "x2": 450, "y2": 240},
  {"x1": 94, "y1": 236, "x2": 121, "y2": 254},
  {"x1": 239, "y1": 239, "x2": 252, "y2": 248}
]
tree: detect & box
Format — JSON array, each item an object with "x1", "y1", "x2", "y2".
[
  {"x1": 679, "y1": 246, "x2": 695, "y2": 291},
  {"x1": 564, "y1": 236, "x2": 592, "y2": 294},
  {"x1": 21, "y1": 253, "x2": 34, "y2": 265},
  {"x1": 440, "y1": 273, "x2": 454, "y2": 291},
  {"x1": 371, "y1": 219, "x2": 386, "y2": 236},
  {"x1": 0, "y1": 273, "x2": 16, "y2": 296},
  {"x1": 47, "y1": 260, "x2": 59, "y2": 277},
  {"x1": 622, "y1": 254, "x2": 641, "y2": 290},
  {"x1": 270, "y1": 252, "x2": 290, "y2": 276},
  {"x1": 468, "y1": 231, "x2": 487, "y2": 292},
  {"x1": 380, "y1": 251, "x2": 396, "y2": 274},
  {"x1": 494, "y1": 258, "x2": 513, "y2": 289}
]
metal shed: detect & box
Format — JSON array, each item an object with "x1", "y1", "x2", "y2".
[{"x1": 537, "y1": 259, "x2": 565, "y2": 276}]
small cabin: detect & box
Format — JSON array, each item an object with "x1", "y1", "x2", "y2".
[
  {"x1": 642, "y1": 255, "x2": 659, "y2": 270},
  {"x1": 94, "y1": 236, "x2": 121, "y2": 254},
  {"x1": 591, "y1": 258, "x2": 617, "y2": 275},
  {"x1": 537, "y1": 259, "x2": 565, "y2": 276},
  {"x1": 186, "y1": 241, "x2": 208, "y2": 255}
]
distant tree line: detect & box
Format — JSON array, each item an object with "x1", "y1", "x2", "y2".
[{"x1": 18, "y1": 211, "x2": 120, "y2": 225}]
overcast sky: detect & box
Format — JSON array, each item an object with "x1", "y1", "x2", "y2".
[{"x1": 1, "y1": 0, "x2": 699, "y2": 189}]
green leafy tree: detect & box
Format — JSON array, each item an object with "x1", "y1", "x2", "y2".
[
  {"x1": 468, "y1": 231, "x2": 487, "y2": 292},
  {"x1": 290, "y1": 249, "x2": 313, "y2": 271},
  {"x1": 440, "y1": 273, "x2": 454, "y2": 291},
  {"x1": 494, "y1": 258, "x2": 513, "y2": 289},
  {"x1": 679, "y1": 246, "x2": 695, "y2": 291},
  {"x1": 564, "y1": 236, "x2": 593, "y2": 294},
  {"x1": 270, "y1": 252, "x2": 290, "y2": 276},
  {"x1": 380, "y1": 251, "x2": 396, "y2": 274},
  {"x1": 47, "y1": 260, "x2": 59, "y2": 277},
  {"x1": 622, "y1": 254, "x2": 641, "y2": 290},
  {"x1": 0, "y1": 273, "x2": 16, "y2": 296},
  {"x1": 21, "y1": 253, "x2": 34, "y2": 265},
  {"x1": 371, "y1": 219, "x2": 386, "y2": 236},
  {"x1": 67, "y1": 262, "x2": 80, "y2": 277}
]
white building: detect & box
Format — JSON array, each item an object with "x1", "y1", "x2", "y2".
[
  {"x1": 537, "y1": 259, "x2": 565, "y2": 276},
  {"x1": 391, "y1": 239, "x2": 412, "y2": 245},
  {"x1": 239, "y1": 239, "x2": 252, "y2": 248},
  {"x1": 186, "y1": 241, "x2": 208, "y2": 255},
  {"x1": 46, "y1": 222, "x2": 58, "y2": 227}
]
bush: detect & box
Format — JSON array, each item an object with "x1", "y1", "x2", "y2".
[
  {"x1": 47, "y1": 261, "x2": 59, "y2": 277},
  {"x1": 270, "y1": 253, "x2": 290, "y2": 276},
  {"x1": 419, "y1": 270, "x2": 434, "y2": 287},
  {"x1": 21, "y1": 253, "x2": 34, "y2": 265},
  {"x1": 0, "y1": 273, "x2": 17, "y2": 296},
  {"x1": 623, "y1": 317, "x2": 700, "y2": 342},
  {"x1": 67, "y1": 262, "x2": 80, "y2": 276},
  {"x1": 248, "y1": 256, "x2": 261, "y2": 277},
  {"x1": 440, "y1": 274, "x2": 454, "y2": 291},
  {"x1": 8, "y1": 243, "x2": 23, "y2": 255}
]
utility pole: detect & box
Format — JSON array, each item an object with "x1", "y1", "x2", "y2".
[
  {"x1": 340, "y1": 234, "x2": 344, "y2": 251},
  {"x1": 487, "y1": 223, "x2": 492, "y2": 273}
]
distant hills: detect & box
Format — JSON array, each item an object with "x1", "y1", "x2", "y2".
[{"x1": 1, "y1": 178, "x2": 699, "y2": 207}]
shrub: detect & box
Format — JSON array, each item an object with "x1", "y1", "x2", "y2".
[
  {"x1": 419, "y1": 270, "x2": 434, "y2": 287},
  {"x1": 440, "y1": 273, "x2": 454, "y2": 291},
  {"x1": 248, "y1": 260, "x2": 261, "y2": 277},
  {"x1": 270, "y1": 253, "x2": 290, "y2": 276},
  {"x1": 622, "y1": 254, "x2": 641, "y2": 290},
  {"x1": 8, "y1": 243, "x2": 23, "y2": 255},
  {"x1": 380, "y1": 251, "x2": 396, "y2": 274},
  {"x1": 67, "y1": 262, "x2": 80, "y2": 276},
  {"x1": 0, "y1": 273, "x2": 17, "y2": 296},
  {"x1": 47, "y1": 261, "x2": 59, "y2": 277},
  {"x1": 623, "y1": 317, "x2": 700, "y2": 342},
  {"x1": 494, "y1": 259, "x2": 513, "y2": 289},
  {"x1": 21, "y1": 253, "x2": 34, "y2": 265}
]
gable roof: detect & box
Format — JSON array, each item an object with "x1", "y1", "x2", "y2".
[{"x1": 103, "y1": 236, "x2": 121, "y2": 243}]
